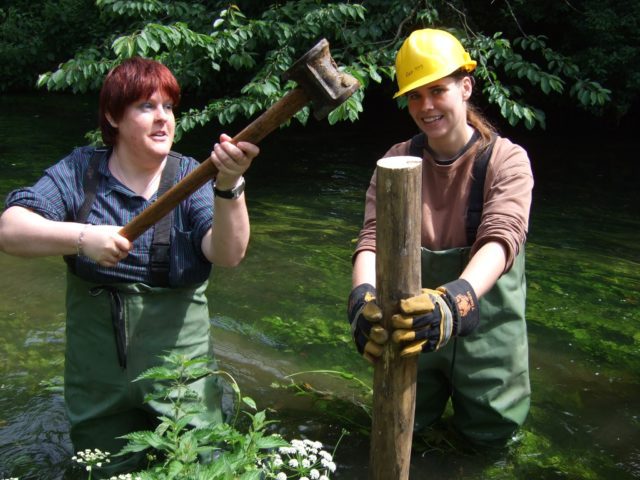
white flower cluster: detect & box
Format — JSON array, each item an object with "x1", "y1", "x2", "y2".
[
  {"x1": 263, "y1": 438, "x2": 336, "y2": 479},
  {"x1": 71, "y1": 448, "x2": 111, "y2": 472},
  {"x1": 107, "y1": 475, "x2": 142, "y2": 480}
]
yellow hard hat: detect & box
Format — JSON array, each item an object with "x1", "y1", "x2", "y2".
[{"x1": 393, "y1": 29, "x2": 477, "y2": 98}]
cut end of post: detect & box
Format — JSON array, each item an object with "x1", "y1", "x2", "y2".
[{"x1": 377, "y1": 156, "x2": 422, "y2": 170}]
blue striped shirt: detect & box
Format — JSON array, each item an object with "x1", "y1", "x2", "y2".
[{"x1": 5, "y1": 146, "x2": 214, "y2": 287}]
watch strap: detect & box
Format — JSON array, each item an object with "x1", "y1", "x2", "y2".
[{"x1": 214, "y1": 176, "x2": 245, "y2": 199}]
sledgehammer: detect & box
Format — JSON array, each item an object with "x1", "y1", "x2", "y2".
[{"x1": 119, "y1": 38, "x2": 360, "y2": 241}]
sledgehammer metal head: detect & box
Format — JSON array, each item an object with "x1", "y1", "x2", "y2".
[{"x1": 283, "y1": 38, "x2": 360, "y2": 120}]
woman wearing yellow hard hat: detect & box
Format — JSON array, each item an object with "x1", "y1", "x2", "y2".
[{"x1": 348, "y1": 28, "x2": 533, "y2": 446}]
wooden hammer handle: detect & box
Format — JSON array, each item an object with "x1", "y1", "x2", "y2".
[{"x1": 118, "y1": 87, "x2": 310, "y2": 241}]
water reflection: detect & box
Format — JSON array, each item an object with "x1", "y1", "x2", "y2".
[{"x1": 0, "y1": 394, "x2": 71, "y2": 480}]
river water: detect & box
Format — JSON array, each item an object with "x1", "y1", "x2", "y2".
[{"x1": 0, "y1": 93, "x2": 638, "y2": 479}]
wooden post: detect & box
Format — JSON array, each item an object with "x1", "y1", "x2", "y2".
[{"x1": 369, "y1": 156, "x2": 422, "y2": 480}]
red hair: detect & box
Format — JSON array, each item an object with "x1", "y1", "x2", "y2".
[{"x1": 99, "y1": 57, "x2": 181, "y2": 146}]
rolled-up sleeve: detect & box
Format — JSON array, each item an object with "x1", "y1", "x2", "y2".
[
  {"x1": 472, "y1": 140, "x2": 534, "y2": 272},
  {"x1": 5, "y1": 148, "x2": 85, "y2": 221}
]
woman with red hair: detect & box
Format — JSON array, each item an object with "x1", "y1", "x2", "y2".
[{"x1": 0, "y1": 57, "x2": 259, "y2": 474}]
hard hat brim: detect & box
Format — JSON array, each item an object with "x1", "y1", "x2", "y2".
[{"x1": 393, "y1": 62, "x2": 477, "y2": 98}]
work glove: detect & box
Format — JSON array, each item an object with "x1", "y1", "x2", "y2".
[
  {"x1": 391, "y1": 279, "x2": 480, "y2": 357},
  {"x1": 347, "y1": 283, "x2": 388, "y2": 362}
]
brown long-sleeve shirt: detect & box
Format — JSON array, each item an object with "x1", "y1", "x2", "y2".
[{"x1": 354, "y1": 135, "x2": 534, "y2": 273}]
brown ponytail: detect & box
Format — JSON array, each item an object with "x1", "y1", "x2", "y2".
[
  {"x1": 451, "y1": 69, "x2": 497, "y2": 149},
  {"x1": 467, "y1": 103, "x2": 497, "y2": 146}
]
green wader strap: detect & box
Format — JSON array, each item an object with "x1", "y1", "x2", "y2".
[
  {"x1": 149, "y1": 152, "x2": 180, "y2": 286},
  {"x1": 465, "y1": 137, "x2": 496, "y2": 244},
  {"x1": 409, "y1": 131, "x2": 496, "y2": 244},
  {"x1": 63, "y1": 147, "x2": 106, "y2": 271}
]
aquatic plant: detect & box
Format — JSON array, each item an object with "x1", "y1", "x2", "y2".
[
  {"x1": 115, "y1": 353, "x2": 338, "y2": 479},
  {"x1": 1, "y1": 354, "x2": 340, "y2": 480}
]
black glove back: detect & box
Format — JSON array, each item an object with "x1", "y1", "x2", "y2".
[{"x1": 347, "y1": 283, "x2": 387, "y2": 361}]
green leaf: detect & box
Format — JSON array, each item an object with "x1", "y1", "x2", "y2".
[
  {"x1": 239, "y1": 471, "x2": 263, "y2": 480},
  {"x1": 242, "y1": 396, "x2": 257, "y2": 410},
  {"x1": 134, "y1": 365, "x2": 176, "y2": 382},
  {"x1": 118, "y1": 430, "x2": 171, "y2": 452},
  {"x1": 168, "y1": 459, "x2": 185, "y2": 477},
  {"x1": 255, "y1": 435, "x2": 288, "y2": 449},
  {"x1": 135, "y1": 34, "x2": 149, "y2": 55},
  {"x1": 368, "y1": 65, "x2": 382, "y2": 83}
]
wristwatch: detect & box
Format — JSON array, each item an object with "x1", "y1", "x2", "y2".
[{"x1": 214, "y1": 176, "x2": 245, "y2": 199}]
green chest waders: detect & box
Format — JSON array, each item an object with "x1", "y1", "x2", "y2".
[
  {"x1": 64, "y1": 273, "x2": 223, "y2": 475},
  {"x1": 62, "y1": 149, "x2": 222, "y2": 475},
  {"x1": 408, "y1": 133, "x2": 530, "y2": 445},
  {"x1": 415, "y1": 247, "x2": 531, "y2": 445}
]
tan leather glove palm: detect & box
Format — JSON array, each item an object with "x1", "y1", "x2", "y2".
[{"x1": 391, "y1": 279, "x2": 480, "y2": 357}]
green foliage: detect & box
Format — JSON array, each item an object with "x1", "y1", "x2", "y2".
[
  {"x1": 493, "y1": 0, "x2": 640, "y2": 121},
  {"x1": 116, "y1": 354, "x2": 280, "y2": 478},
  {"x1": 17, "y1": 0, "x2": 617, "y2": 141},
  {"x1": 112, "y1": 353, "x2": 339, "y2": 479},
  {"x1": 463, "y1": 30, "x2": 611, "y2": 129},
  {"x1": 0, "y1": 0, "x2": 104, "y2": 92}
]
